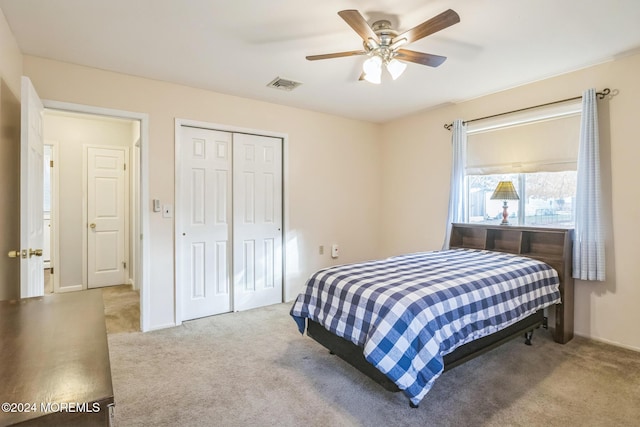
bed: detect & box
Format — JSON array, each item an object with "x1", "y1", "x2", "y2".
[{"x1": 290, "y1": 223, "x2": 574, "y2": 407}]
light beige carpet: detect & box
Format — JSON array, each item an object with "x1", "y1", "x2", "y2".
[
  {"x1": 107, "y1": 303, "x2": 640, "y2": 427},
  {"x1": 102, "y1": 284, "x2": 140, "y2": 334}
]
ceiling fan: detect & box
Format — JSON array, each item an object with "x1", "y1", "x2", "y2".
[{"x1": 306, "y1": 9, "x2": 460, "y2": 84}]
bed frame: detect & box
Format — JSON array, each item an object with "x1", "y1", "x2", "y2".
[{"x1": 304, "y1": 223, "x2": 574, "y2": 404}]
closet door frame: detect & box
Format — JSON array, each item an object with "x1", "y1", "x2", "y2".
[{"x1": 173, "y1": 118, "x2": 288, "y2": 325}]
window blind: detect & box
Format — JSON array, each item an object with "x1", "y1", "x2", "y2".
[{"x1": 466, "y1": 101, "x2": 582, "y2": 175}]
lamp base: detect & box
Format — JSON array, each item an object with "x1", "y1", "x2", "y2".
[{"x1": 500, "y1": 201, "x2": 510, "y2": 225}]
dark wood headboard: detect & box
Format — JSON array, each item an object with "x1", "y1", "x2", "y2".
[{"x1": 449, "y1": 223, "x2": 574, "y2": 344}]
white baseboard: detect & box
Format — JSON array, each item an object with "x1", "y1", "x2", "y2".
[
  {"x1": 574, "y1": 332, "x2": 640, "y2": 353},
  {"x1": 145, "y1": 321, "x2": 178, "y2": 332},
  {"x1": 56, "y1": 284, "x2": 83, "y2": 293}
]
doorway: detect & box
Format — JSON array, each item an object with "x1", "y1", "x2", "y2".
[
  {"x1": 41, "y1": 101, "x2": 150, "y2": 331},
  {"x1": 44, "y1": 111, "x2": 135, "y2": 293}
]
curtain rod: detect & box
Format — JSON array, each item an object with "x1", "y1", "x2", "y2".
[{"x1": 444, "y1": 88, "x2": 611, "y2": 131}]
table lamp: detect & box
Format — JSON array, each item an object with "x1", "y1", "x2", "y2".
[{"x1": 490, "y1": 181, "x2": 519, "y2": 225}]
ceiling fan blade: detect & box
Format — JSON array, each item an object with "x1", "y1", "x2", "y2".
[
  {"x1": 393, "y1": 9, "x2": 460, "y2": 45},
  {"x1": 306, "y1": 50, "x2": 367, "y2": 61},
  {"x1": 338, "y1": 10, "x2": 379, "y2": 42},
  {"x1": 396, "y1": 49, "x2": 447, "y2": 67}
]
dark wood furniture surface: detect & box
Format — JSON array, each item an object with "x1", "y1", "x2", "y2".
[
  {"x1": 304, "y1": 223, "x2": 574, "y2": 402},
  {"x1": 0, "y1": 290, "x2": 114, "y2": 426}
]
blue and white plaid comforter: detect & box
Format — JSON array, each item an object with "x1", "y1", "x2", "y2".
[{"x1": 290, "y1": 249, "x2": 561, "y2": 405}]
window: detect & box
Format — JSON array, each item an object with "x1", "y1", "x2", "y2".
[
  {"x1": 464, "y1": 100, "x2": 581, "y2": 228},
  {"x1": 468, "y1": 171, "x2": 576, "y2": 227}
]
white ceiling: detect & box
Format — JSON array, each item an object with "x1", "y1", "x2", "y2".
[{"x1": 2, "y1": 0, "x2": 640, "y2": 123}]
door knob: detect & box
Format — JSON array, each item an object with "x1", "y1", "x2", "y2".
[
  {"x1": 7, "y1": 249, "x2": 27, "y2": 259},
  {"x1": 29, "y1": 248, "x2": 43, "y2": 257},
  {"x1": 90, "y1": 223, "x2": 96, "y2": 229},
  {"x1": 8, "y1": 249, "x2": 20, "y2": 258}
]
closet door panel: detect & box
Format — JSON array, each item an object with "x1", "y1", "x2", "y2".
[
  {"x1": 233, "y1": 133, "x2": 283, "y2": 311},
  {"x1": 179, "y1": 127, "x2": 232, "y2": 320}
]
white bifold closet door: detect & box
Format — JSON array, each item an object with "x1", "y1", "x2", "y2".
[
  {"x1": 179, "y1": 127, "x2": 233, "y2": 320},
  {"x1": 179, "y1": 126, "x2": 282, "y2": 321},
  {"x1": 232, "y1": 133, "x2": 283, "y2": 312}
]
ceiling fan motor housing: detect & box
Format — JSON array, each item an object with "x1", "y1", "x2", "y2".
[{"x1": 364, "y1": 20, "x2": 399, "y2": 59}]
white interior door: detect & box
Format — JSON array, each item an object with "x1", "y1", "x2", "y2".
[
  {"x1": 179, "y1": 126, "x2": 232, "y2": 320},
  {"x1": 233, "y1": 133, "x2": 283, "y2": 311},
  {"x1": 20, "y1": 76, "x2": 45, "y2": 298},
  {"x1": 87, "y1": 146, "x2": 127, "y2": 288}
]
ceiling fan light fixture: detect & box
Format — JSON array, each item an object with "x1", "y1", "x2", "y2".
[
  {"x1": 363, "y1": 55, "x2": 382, "y2": 84},
  {"x1": 386, "y1": 59, "x2": 407, "y2": 80},
  {"x1": 363, "y1": 71, "x2": 381, "y2": 84},
  {"x1": 307, "y1": 9, "x2": 459, "y2": 83},
  {"x1": 363, "y1": 55, "x2": 382, "y2": 75}
]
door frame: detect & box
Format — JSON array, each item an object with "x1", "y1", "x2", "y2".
[
  {"x1": 45, "y1": 139, "x2": 62, "y2": 293},
  {"x1": 174, "y1": 118, "x2": 289, "y2": 325},
  {"x1": 83, "y1": 144, "x2": 130, "y2": 290},
  {"x1": 45, "y1": 100, "x2": 151, "y2": 332}
]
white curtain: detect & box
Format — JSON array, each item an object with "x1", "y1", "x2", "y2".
[
  {"x1": 573, "y1": 88, "x2": 605, "y2": 281},
  {"x1": 443, "y1": 119, "x2": 467, "y2": 249}
]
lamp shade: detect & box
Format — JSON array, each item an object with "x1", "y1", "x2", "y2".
[
  {"x1": 490, "y1": 181, "x2": 519, "y2": 200},
  {"x1": 363, "y1": 71, "x2": 381, "y2": 84},
  {"x1": 386, "y1": 59, "x2": 407, "y2": 80},
  {"x1": 363, "y1": 56, "x2": 382, "y2": 84}
]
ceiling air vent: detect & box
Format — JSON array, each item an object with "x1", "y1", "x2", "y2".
[{"x1": 267, "y1": 77, "x2": 302, "y2": 91}]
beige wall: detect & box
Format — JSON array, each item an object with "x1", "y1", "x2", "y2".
[
  {"x1": 44, "y1": 112, "x2": 136, "y2": 290},
  {"x1": 0, "y1": 9, "x2": 22, "y2": 300},
  {"x1": 380, "y1": 52, "x2": 640, "y2": 351},
  {"x1": 23, "y1": 55, "x2": 383, "y2": 329},
  {"x1": 0, "y1": 8, "x2": 22, "y2": 97}
]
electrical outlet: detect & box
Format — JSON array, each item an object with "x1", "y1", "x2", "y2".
[
  {"x1": 319, "y1": 245, "x2": 324, "y2": 255},
  {"x1": 331, "y1": 244, "x2": 339, "y2": 259}
]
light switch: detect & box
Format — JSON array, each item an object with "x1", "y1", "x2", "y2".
[{"x1": 162, "y1": 204, "x2": 173, "y2": 218}]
